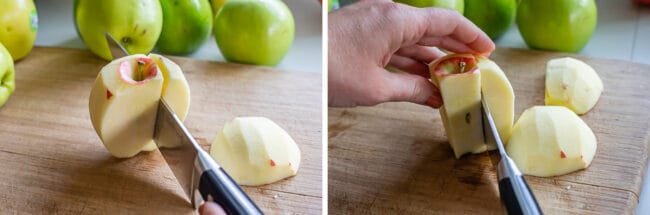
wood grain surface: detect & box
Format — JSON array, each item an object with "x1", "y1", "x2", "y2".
[
  {"x1": 328, "y1": 48, "x2": 650, "y2": 214},
  {"x1": 0, "y1": 47, "x2": 322, "y2": 214}
]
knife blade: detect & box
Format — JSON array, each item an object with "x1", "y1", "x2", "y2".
[
  {"x1": 481, "y1": 92, "x2": 542, "y2": 215},
  {"x1": 105, "y1": 32, "x2": 262, "y2": 214}
]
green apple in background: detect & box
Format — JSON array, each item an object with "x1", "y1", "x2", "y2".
[
  {"x1": 157, "y1": 0, "x2": 212, "y2": 55},
  {"x1": 74, "y1": 0, "x2": 163, "y2": 61},
  {"x1": 214, "y1": 0, "x2": 295, "y2": 66},
  {"x1": 210, "y1": 0, "x2": 228, "y2": 17},
  {"x1": 464, "y1": 0, "x2": 516, "y2": 40},
  {"x1": 393, "y1": 0, "x2": 464, "y2": 14},
  {"x1": 0, "y1": 0, "x2": 38, "y2": 61},
  {"x1": 517, "y1": 0, "x2": 597, "y2": 53},
  {"x1": 0, "y1": 43, "x2": 15, "y2": 108}
]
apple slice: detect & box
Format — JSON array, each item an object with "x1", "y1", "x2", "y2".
[
  {"x1": 0, "y1": 43, "x2": 15, "y2": 108},
  {"x1": 506, "y1": 106, "x2": 597, "y2": 177},
  {"x1": 430, "y1": 54, "x2": 484, "y2": 158},
  {"x1": 210, "y1": 117, "x2": 301, "y2": 186},
  {"x1": 478, "y1": 57, "x2": 515, "y2": 149},
  {"x1": 545, "y1": 57, "x2": 603, "y2": 115},
  {"x1": 89, "y1": 55, "x2": 163, "y2": 158},
  {"x1": 89, "y1": 54, "x2": 191, "y2": 157}
]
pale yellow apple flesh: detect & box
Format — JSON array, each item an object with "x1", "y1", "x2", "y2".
[
  {"x1": 89, "y1": 54, "x2": 190, "y2": 157},
  {"x1": 478, "y1": 57, "x2": 515, "y2": 148},
  {"x1": 210, "y1": 117, "x2": 301, "y2": 186},
  {"x1": 430, "y1": 54, "x2": 514, "y2": 158},
  {"x1": 506, "y1": 106, "x2": 597, "y2": 177},
  {"x1": 89, "y1": 55, "x2": 163, "y2": 158},
  {"x1": 545, "y1": 57, "x2": 603, "y2": 115}
]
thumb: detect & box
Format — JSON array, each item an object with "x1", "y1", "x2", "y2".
[{"x1": 380, "y1": 71, "x2": 442, "y2": 108}]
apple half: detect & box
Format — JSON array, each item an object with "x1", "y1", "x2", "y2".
[
  {"x1": 210, "y1": 117, "x2": 301, "y2": 186},
  {"x1": 506, "y1": 106, "x2": 597, "y2": 177},
  {"x1": 429, "y1": 54, "x2": 514, "y2": 158},
  {"x1": 545, "y1": 57, "x2": 603, "y2": 115},
  {"x1": 88, "y1": 54, "x2": 190, "y2": 158}
]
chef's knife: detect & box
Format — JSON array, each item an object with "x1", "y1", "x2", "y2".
[
  {"x1": 105, "y1": 32, "x2": 263, "y2": 215},
  {"x1": 481, "y1": 92, "x2": 542, "y2": 215}
]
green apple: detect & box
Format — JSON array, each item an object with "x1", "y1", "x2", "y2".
[
  {"x1": 210, "y1": 0, "x2": 228, "y2": 17},
  {"x1": 394, "y1": 0, "x2": 464, "y2": 14},
  {"x1": 74, "y1": 0, "x2": 163, "y2": 61},
  {"x1": 464, "y1": 0, "x2": 516, "y2": 40},
  {"x1": 0, "y1": 0, "x2": 38, "y2": 61},
  {"x1": 517, "y1": 0, "x2": 597, "y2": 53},
  {"x1": 157, "y1": 0, "x2": 213, "y2": 55},
  {"x1": 0, "y1": 43, "x2": 15, "y2": 107},
  {"x1": 214, "y1": 0, "x2": 295, "y2": 66}
]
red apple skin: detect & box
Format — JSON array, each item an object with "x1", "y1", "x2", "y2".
[{"x1": 636, "y1": 0, "x2": 650, "y2": 4}]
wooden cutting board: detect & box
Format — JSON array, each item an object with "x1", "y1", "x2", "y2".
[
  {"x1": 329, "y1": 48, "x2": 650, "y2": 214},
  {"x1": 0, "y1": 47, "x2": 322, "y2": 214}
]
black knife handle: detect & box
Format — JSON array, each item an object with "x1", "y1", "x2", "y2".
[
  {"x1": 498, "y1": 175, "x2": 542, "y2": 215},
  {"x1": 199, "y1": 168, "x2": 263, "y2": 215}
]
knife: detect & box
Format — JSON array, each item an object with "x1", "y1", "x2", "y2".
[
  {"x1": 105, "y1": 32, "x2": 263, "y2": 215},
  {"x1": 481, "y1": 92, "x2": 542, "y2": 215}
]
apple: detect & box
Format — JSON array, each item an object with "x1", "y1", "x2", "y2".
[
  {"x1": 210, "y1": 0, "x2": 228, "y2": 17},
  {"x1": 0, "y1": 43, "x2": 15, "y2": 107},
  {"x1": 429, "y1": 54, "x2": 514, "y2": 158},
  {"x1": 89, "y1": 54, "x2": 190, "y2": 158},
  {"x1": 393, "y1": 0, "x2": 464, "y2": 13},
  {"x1": 545, "y1": 57, "x2": 603, "y2": 115},
  {"x1": 0, "y1": 0, "x2": 38, "y2": 61},
  {"x1": 463, "y1": 0, "x2": 517, "y2": 40},
  {"x1": 210, "y1": 117, "x2": 301, "y2": 186},
  {"x1": 74, "y1": 0, "x2": 163, "y2": 61},
  {"x1": 517, "y1": 0, "x2": 597, "y2": 53},
  {"x1": 506, "y1": 106, "x2": 597, "y2": 177},
  {"x1": 213, "y1": 0, "x2": 295, "y2": 66},
  {"x1": 157, "y1": 0, "x2": 213, "y2": 55}
]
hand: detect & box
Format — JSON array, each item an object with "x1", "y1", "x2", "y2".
[
  {"x1": 328, "y1": 0, "x2": 495, "y2": 108},
  {"x1": 199, "y1": 202, "x2": 227, "y2": 215}
]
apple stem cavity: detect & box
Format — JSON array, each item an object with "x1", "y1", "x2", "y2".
[{"x1": 119, "y1": 57, "x2": 158, "y2": 85}]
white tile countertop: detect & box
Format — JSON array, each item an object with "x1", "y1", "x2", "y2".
[{"x1": 32, "y1": 0, "x2": 323, "y2": 73}]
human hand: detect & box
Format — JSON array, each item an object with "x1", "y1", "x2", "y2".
[
  {"x1": 199, "y1": 202, "x2": 227, "y2": 215},
  {"x1": 328, "y1": 0, "x2": 495, "y2": 108}
]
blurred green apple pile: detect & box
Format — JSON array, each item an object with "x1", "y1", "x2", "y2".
[
  {"x1": 74, "y1": 0, "x2": 295, "y2": 66},
  {"x1": 0, "y1": 0, "x2": 38, "y2": 108},
  {"x1": 393, "y1": 0, "x2": 598, "y2": 53}
]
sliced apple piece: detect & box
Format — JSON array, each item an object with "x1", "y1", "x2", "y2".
[
  {"x1": 89, "y1": 55, "x2": 163, "y2": 158},
  {"x1": 430, "y1": 54, "x2": 484, "y2": 158},
  {"x1": 210, "y1": 117, "x2": 301, "y2": 186},
  {"x1": 89, "y1": 54, "x2": 191, "y2": 157},
  {"x1": 506, "y1": 106, "x2": 597, "y2": 177},
  {"x1": 478, "y1": 57, "x2": 515, "y2": 149},
  {"x1": 545, "y1": 57, "x2": 603, "y2": 114}
]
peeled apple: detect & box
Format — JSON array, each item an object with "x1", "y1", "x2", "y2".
[
  {"x1": 429, "y1": 54, "x2": 514, "y2": 158},
  {"x1": 506, "y1": 106, "x2": 597, "y2": 177},
  {"x1": 88, "y1": 54, "x2": 190, "y2": 158},
  {"x1": 545, "y1": 57, "x2": 603, "y2": 115},
  {"x1": 210, "y1": 117, "x2": 301, "y2": 186}
]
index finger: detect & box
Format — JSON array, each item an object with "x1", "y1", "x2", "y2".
[{"x1": 399, "y1": 7, "x2": 495, "y2": 55}]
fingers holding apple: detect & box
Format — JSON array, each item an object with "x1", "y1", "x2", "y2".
[
  {"x1": 74, "y1": 0, "x2": 163, "y2": 61},
  {"x1": 0, "y1": 43, "x2": 15, "y2": 108}
]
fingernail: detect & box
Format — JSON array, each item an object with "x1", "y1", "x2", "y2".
[{"x1": 425, "y1": 95, "x2": 442, "y2": 109}]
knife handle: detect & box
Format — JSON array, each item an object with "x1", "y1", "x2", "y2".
[
  {"x1": 498, "y1": 175, "x2": 543, "y2": 215},
  {"x1": 198, "y1": 168, "x2": 263, "y2": 215}
]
